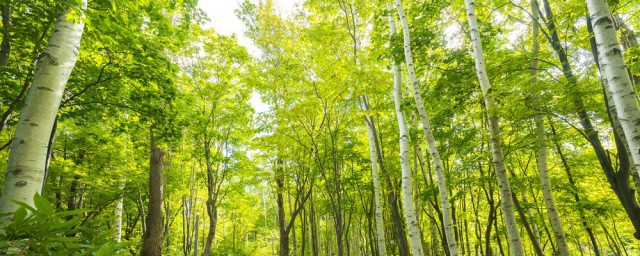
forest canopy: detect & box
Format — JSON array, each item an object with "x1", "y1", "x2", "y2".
[{"x1": 1, "y1": 0, "x2": 640, "y2": 255}]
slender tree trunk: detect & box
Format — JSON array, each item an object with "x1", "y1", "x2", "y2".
[
  {"x1": 141, "y1": 131, "x2": 165, "y2": 256},
  {"x1": 195, "y1": 212, "x2": 200, "y2": 256},
  {"x1": 115, "y1": 178, "x2": 125, "y2": 242},
  {"x1": 587, "y1": 1, "x2": 640, "y2": 217},
  {"x1": 0, "y1": 3, "x2": 11, "y2": 67},
  {"x1": 390, "y1": 4, "x2": 425, "y2": 256},
  {"x1": 391, "y1": 2, "x2": 457, "y2": 254},
  {"x1": 0, "y1": 0, "x2": 86, "y2": 216},
  {"x1": 528, "y1": 1, "x2": 572, "y2": 254},
  {"x1": 365, "y1": 115, "x2": 388, "y2": 256},
  {"x1": 463, "y1": 1, "x2": 524, "y2": 255}
]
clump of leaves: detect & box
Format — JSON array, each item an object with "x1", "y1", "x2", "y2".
[{"x1": 0, "y1": 194, "x2": 123, "y2": 255}]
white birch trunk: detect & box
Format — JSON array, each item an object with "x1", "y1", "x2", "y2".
[
  {"x1": 0, "y1": 1, "x2": 86, "y2": 216},
  {"x1": 389, "y1": 5, "x2": 424, "y2": 255},
  {"x1": 114, "y1": 178, "x2": 126, "y2": 242},
  {"x1": 364, "y1": 115, "x2": 388, "y2": 256},
  {"x1": 587, "y1": 0, "x2": 640, "y2": 185},
  {"x1": 463, "y1": 1, "x2": 524, "y2": 255},
  {"x1": 530, "y1": 1, "x2": 571, "y2": 254},
  {"x1": 391, "y1": 1, "x2": 458, "y2": 255}
]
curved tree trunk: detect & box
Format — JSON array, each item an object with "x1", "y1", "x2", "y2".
[
  {"x1": 587, "y1": 0, "x2": 640, "y2": 199},
  {"x1": 391, "y1": 2, "x2": 457, "y2": 255},
  {"x1": 529, "y1": 1, "x2": 571, "y2": 255},
  {"x1": 0, "y1": 0, "x2": 86, "y2": 217},
  {"x1": 463, "y1": 1, "x2": 525, "y2": 255}
]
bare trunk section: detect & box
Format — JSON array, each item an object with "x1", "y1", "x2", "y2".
[
  {"x1": 141, "y1": 131, "x2": 165, "y2": 256},
  {"x1": 364, "y1": 114, "x2": 388, "y2": 256},
  {"x1": 463, "y1": 1, "x2": 525, "y2": 255},
  {"x1": 529, "y1": 1, "x2": 571, "y2": 254},
  {"x1": 0, "y1": 0, "x2": 86, "y2": 217},
  {"x1": 115, "y1": 178, "x2": 126, "y2": 242}
]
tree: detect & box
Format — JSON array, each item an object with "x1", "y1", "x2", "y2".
[
  {"x1": 463, "y1": 0, "x2": 525, "y2": 254},
  {"x1": 141, "y1": 130, "x2": 165, "y2": 256},
  {"x1": 392, "y1": 1, "x2": 458, "y2": 255},
  {"x1": 0, "y1": 0, "x2": 86, "y2": 217}
]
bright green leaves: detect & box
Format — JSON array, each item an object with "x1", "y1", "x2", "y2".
[
  {"x1": 0, "y1": 194, "x2": 120, "y2": 255},
  {"x1": 33, "y1": 193, "x2": 54, "y2": 216}
]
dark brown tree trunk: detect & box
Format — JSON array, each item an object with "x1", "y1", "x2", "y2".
[
  {"x1": 277, "y1": 161, "x2": 290, "y2": 256},
  {"x1": 0, "y1": 4, "x2": 11, "y2": 67},
  {"x1": 310, "y1": 196, "x2": 319, "y2": 256},
  {"x1": 141, "y1": 131, "x2": 164, "y2": 256}
]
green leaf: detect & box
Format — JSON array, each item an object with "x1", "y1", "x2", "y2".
[
  {"x1": 95, "y1": 243, "x2": 115, "y2": 256},
  {"x1": 12, "y1": 207, "x2": 27, "y2": 225},
  {"x1": 33, "y1": 193, "x2": 54, "y2": 216},
  {"x1": 7, "y1": 198, "x2": 36, "y2": 213}
]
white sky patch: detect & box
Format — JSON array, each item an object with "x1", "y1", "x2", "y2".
[{"x1": 198, "y1": 1, "x2": 298, "y2": 114}]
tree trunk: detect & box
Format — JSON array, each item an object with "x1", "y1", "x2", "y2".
[
  {"x1": 529, "y1": 1, "x2": 571, "y2": 254},
  {"x1": 391, "y1": 2, "x2": 457, "y2": 255},
  {"x1": 365, "y1": 114, "x2": 387, "y2": 256},
  {"x1": 0, "y1": 0, "x2": 86, "y2": 216},
  {"x1": 141, "y1": 132, "x2": 165, "y2": 256},
  {"x1": 114, "y1": 178, "x2": 125, "y2": 242},
  {"x1": 463, "y1": 1, "x2": 525, "y2": 255},
  {"x1": 587, "y1": 0, "x2": 640, "y2": 202},
  {"x1": 390, "y1": 4, "x2": 425, "y2": 256}
]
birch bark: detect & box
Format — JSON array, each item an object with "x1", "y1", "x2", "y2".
[
  {"x1": 391, "y1": 1, "x2": 457, "y2": 254},
  {"x1": 389, "y1": 4, "x2": 425, "y2": 255},
  {"x1": 587, "y1": 0, "x2": 640, "y2": 188},
  {"x1": 364, "y1": 115, "x2": 388, "y2": 256},
  {"x1": 530, "y1": 1, "x2": 571, "y2": 255},
  {"x1": 463, "y1": 1, "x2": 524, "y2": 255},
  {"x1": 0, "y1": 0, "x2": 86, "y2": 216},
  {"x1": 114, "y1": 179, "x2": 125, "y2": 242}
]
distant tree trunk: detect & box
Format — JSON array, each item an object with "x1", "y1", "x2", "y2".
[
  {"x1": 0, "y1": 3, "x2": 11, "y2": 67},
  {"x1": 141, "y1": 131, "x2": 164, "y2": 256},
  {"x1": 195, "y1": 212, "x2": 200, "y2": 256},
  {"x1": 364, "y1": 113, "x2": 387, "y2": 256},
  {"x1": 463, "y1": 0, "x2": 524, "y2": 254},
  {"x1": 0, "y1": 0, "x2": 86, "y2": 217},
  {"x1": 115, "y1": 178, "x2": 125, "y2": 242},
  {"x1": 529, "y1": 1, "x2": 571, "y2": 254}
]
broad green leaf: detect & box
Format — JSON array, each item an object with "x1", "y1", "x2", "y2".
[
  {"x1": 12, "y1": 207, "x2": 27, "y2": 224},
  {"x1": 33, "y1": 193, "x2": 54, "y2": 216}
]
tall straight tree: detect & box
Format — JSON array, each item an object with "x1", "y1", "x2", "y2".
[
  {"x1": 364, "y1": 114, "x2": 388, "y2": 256},
  {"x1": 391, "y1": 1, "x2": 458, "y2": 255},
  {"x1": 529, "y1": 1, "x2": 571, "y2": 255},
  {"x1": 141, "y1": 130, "x2": 165, "y2": 256},
  {"x1": 463, "y1": 0, "x2": 525, "y2": 255},
  {"x1": 586, "y1": 0, "x2": 640, "y2": 182},
  {"x1": 390, "y1": 4, "x2": 425, "y2": 256},
  {"x1": 0, "y1": 0, "x2": 86, "y2": 216}
]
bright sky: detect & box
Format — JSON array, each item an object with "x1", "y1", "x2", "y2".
[
  {"x1": 198, "y1": 0, "x2": 297, "y2": 52},
  {"x1": 198, "y1": 0, "x2": 298, "y2": 113}
]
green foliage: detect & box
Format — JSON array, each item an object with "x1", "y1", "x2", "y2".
[{"x1": 0, "y1": 194, "x2": 124, "y2": 255}]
